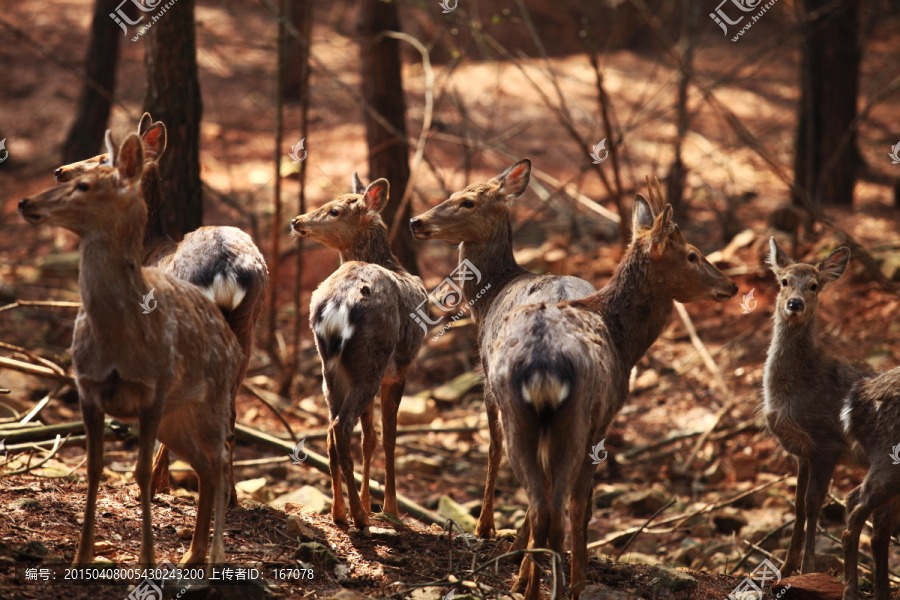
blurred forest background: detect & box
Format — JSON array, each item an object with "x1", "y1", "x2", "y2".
[{"x1": 1, "y1": 0, "x2": 900, "y2": 598}]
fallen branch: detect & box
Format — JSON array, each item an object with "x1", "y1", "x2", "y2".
[
  {"x1": 241, "y1": 381, "x2": 297, "y2": 443},
  {"x1": 729, "y1": 519, "x2": 793, "y2": 574},
  {"x1": 0, "y1": 356, "x2": 72, "y2": 381},
  {"x1": 615, "y1": 498, "x2": 676, "y2": 560},
  {"x1": 0, "y1": 434, "x2": 67, "y2": 476},
  {"x1": 0, "y1": 300, "x2": 81, "y2": 314}
]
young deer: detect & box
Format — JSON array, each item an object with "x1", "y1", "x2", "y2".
[
  {"x1": 488, "y1": 180, "x2": 736, "y2": 600},
  {"x1": 19, "y1": 131, "x2": 241, "y2": 566},
  {"x1": 410, "y1": 159, "x2": 595, "y2": 539},
  {"x1": 291, "y1": 175, "x2": 427, "y2": 532},
  {"x1": 841, "y1": 368, "x2": 900, "y2": 600},
  {"x1": 764, "y1": 238, "x2": 874, "y2": 576},
  {"x1": 55, "y1": 113, "x2": 268, "y2": 501}
]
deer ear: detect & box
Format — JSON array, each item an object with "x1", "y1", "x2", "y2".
[
  {"x1": 138, "y1": 113, "x2": 153, "y2": 135},
  {"x1": 497, "y1": 159, "x2": 531, "y2": 200},
  {"x1": 817, "y1": 246, "x2": 850, "y2": 285},
  {"x1": 363, "y1": 178, "x2": 389, "y2": 213},
  {"x1": 647, "y1": 204, "x2": 674, "y2": 257},
  {"x1": 141, "y1": 122, "x2": 167, "y2": 163},
  {"x1": 116, "y1": 133, "x2": 145, "y2": 185},
  {"x1": 768, "y1": 236, "x2": 792, "y2": 276},
  {"x1": 631, "y1": 194, "x2": 654, "y2": 236},
  {"x1": 351, "y1": 172, "x2": 366, "y2": 195}
]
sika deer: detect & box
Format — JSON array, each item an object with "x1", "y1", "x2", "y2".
[
  {"x1": 409, "y1": 159, "x2": 595, "y2": 539},
  {"x1": 488, "y1": 180, "x2": 736, "y2": 600},
  {"x1": 291, "y1": 175, "x2": 427, "y2": 532},
  {"x1": 841, "y1": 368, "x2": 900, "y2": 600},
  {"x1": 55, "y1": 113, "x2": 268, "y2": 501},
  {"x1": 764, "y1": 238, "x2": 874, "y2": 576},
  {"x1": 19, "y1": 131, "x2": 241, "y2": 566}
]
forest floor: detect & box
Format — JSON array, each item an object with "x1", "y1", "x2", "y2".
[{"x1": 2, "y1": 0, "x2": 900, "y2": 598}]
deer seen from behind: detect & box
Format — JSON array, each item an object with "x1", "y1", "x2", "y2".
[
  {"x1": 55, "y1": 113, "x2": 269, "y2": 502},
  {"x1": 291, "y1": 175, "x2": 427, "y2": 533},
  {"x1": 763, "y1": 238, "x2": 874, "y2": 576},
  {"x1": 409, "y1": 159, "x2": 595, "y2": 539},
  {"x1": 840, "y1": 368, "x2": 900, "y2": 600},
  {"x1": 488, "y1": 180, "x2": 737, "y2": 600},
  {"x1": 19, "y1": 131, "x2": 241, "y2": 566}
]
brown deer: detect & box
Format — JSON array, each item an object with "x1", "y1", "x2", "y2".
[
  {"x1": 409, "y1": 159, "x2": 595, "y2": 539},
  {"x1": 55, "y1": 113, "x2": 268, "y2": 502},
  {"x1": 841, "y1": 368, "x2": 900, "y2": 600},
  {"x1": 19, "y1": 131, "x2": 241, "y2": 566},
  {"x1": 487, "y1": 180, "x2": 736, "y2": 600},
  {"x1": 290, "y1": 175, "x2": 427, "y2": 532},
  {"x1": 764, "y1": 238, "x2": 874, "y2": 576}
]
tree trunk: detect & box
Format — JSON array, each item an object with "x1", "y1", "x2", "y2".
[
  {"x1": 357, "y1": 0, "x2": 419, "y2": 276},
  {"x1": 282, "y1": 0, "x2": 313, "y2": 102},
  {"x1": 793, "y1": 0, "x2": 861, "y2": 207},
  {"x1": 142, "y1": 0, "x2": 203, "y2": 238},
  {"x1": 61, "y1": 0, "x2": 121, "y2": 164}
]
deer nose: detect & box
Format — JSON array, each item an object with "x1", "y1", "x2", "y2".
[
  {"x1": 290, "y1": 218, "x2": 299, "y2": 228},
  {"x1": 731, "y1": 282, "x2": 738, "y2": 295},
  {"x1": 17, "y1": 199, "x2": 28, "y2": 212},
  {"x1": 409, "y1": 218, "x2": 422, "y2": 232},
  {"x1": 787, "y1": 298, "x2": 804, "y2": 312},
  {"x1": 53, "y1": 168, "x2": 63, "y2": 179}
]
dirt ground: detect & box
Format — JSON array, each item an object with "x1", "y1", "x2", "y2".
[{"x1": 2, "y1": 0, "x2": 900, "y2": 598}]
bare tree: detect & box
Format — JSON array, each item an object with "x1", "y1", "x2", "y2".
[
  {"x1": 142, "y1": 0, "x2": 203, "y2": 238},
  {"x1": 61, "y1": 0, "x2": 122, "y2": 163},
  {"x1": 357, "y1": 0, "x2": 419, "y2": 276}
]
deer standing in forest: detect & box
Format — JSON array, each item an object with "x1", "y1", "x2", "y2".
[
  {"x1": 55, "y1": 113, "x2": 268, "y2": 503},
  {"x1": 409, "y1": 159, "x2": 595, "y2": 540},
  {"x1": 20, "y1": 131, "x2": 240, "y2": 566},
  {"x1": 764, "y1": 238, "x2": 874, "y2": 576},
  {"x1": 840, "y1": 368, "x2": 900, "y2": 600},
  {"x1": 485, "y1": 180, "x2": 736, "y2": 599},
  {"x1": 291, "y1": 175, "x2": 427, "y2": 533}
]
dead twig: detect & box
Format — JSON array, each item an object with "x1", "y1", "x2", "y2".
[
  {"x1": 615, "y1": 498, "x2": 676, "y2": 560},
  {"x1": 241, "y1": 381, "x2": 297, "y2": 443},
  {"x1": 0, "y1": 434, "x2": 67, "y2": 476},
  {"x1": 729, "y1": 519, "x2": 793, "y2": 574},
  {"x1": 0, "y1": 300, "x2": 81, "y2": 314}
]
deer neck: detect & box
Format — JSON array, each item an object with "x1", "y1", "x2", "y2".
[
  {"x1": 767, "y1": 311, "x2": 818, "y2": 374},
  {"x1": 587, "y1": 251, "x2": 673, "y2": 371},
  {"x1": 339, "y1": 220, "x2": 401, "y2": 271},
  {"x1": 140, "y1": 163, "x2": 174, "y2": 259},
  {"x1": 458, "y1": 218, "x2": 527, "y2": 322}
]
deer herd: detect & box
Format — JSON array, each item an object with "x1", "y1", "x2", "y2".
[{"x1": 11, "y1": 114, "x2": 900, "y2": 600}]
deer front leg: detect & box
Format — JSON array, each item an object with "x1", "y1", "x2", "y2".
[
  {"x1": 870, "y1": 502, "x2": 900, "y2": 600},
  {"x1": 379, "y1": 378, "x2": 405, "y2": 516},
  {"x1": 476, "y1": 391, "x2": 503, "y2": 539},
  {"x1": 135, "y1": 389, "x2": 164, "y2": 566},
  {"x1": 359, "y1": 402, "x2": 376, "y2": 513},
  {"x1": 568, "y1": 460, "x2": 597, "y2": 599},
  {"x1": 800, "y1": 455, "x2": 838, "y2": 574},
  {"x1": 75, "y1": 393, "x2": 105, "y2": 564},
  {"x1": 781, "y1": 458, "x2": 808, "y2": 576}
]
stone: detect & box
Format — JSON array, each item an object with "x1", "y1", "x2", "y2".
[
  {"x1": 396, "y1": 455, "x2": 444, "y2": 476},
  {"x1": 293, "y1": 542, "x2": 338, "y2": 568},
  {"x1": 611, "y1": 489, "x2": 667, "y2": 517},
  {"x1": 236, "y1": 477, "x2": 267, "y2": 502},
  {"x1": 398, "y1": 396, "x2": 438, "y2": 425},
  {"x1": 773, "y1": 572, "x2": 843, "y2": 600},
  {"x1": 270, "y1": 485, "x2": 332, "y2": 513},
  {"x1": 285, "y1": 515, "x2": 317, "y2": 541},
  {"x1": 409, "y1": 587, "x2": 447, "y2": 600},
  {"x1": 592, "y1": 484, "x2": 629, "y2": 509},
  {"x1": 648, "y1": 564, "x2": 697, "y2": 592},
  {"x1": 438, "y1": 495, "x2": 477, "y2": 532}
]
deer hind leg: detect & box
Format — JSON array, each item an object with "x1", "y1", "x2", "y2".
[
  {"x1": 150, "y1": 445, "x2": 171, "y2": 497},
  {"x1": 782, "y1": 458, "x2": 809, "y2": 576},
  {"x1": 75, "y1": 394, "x2": 106, "y2": 564},
  {"x1": 800, "y1": 453, "x2": 839, "y2": 574},
  {"x1": 324, "y1": 376, "x2": 349, "y2": 527},
  {"x1": 871, "y1": 500, "x2": 900, "y2": 600},
  {"x1": 842, "y1": 484, "x2": 885, "y2": 600},
  {"x1": 568, "y1": 459, "x2": 598, "y2": 599},
  {"x1": 475, "y1": 389, "x2": 503, "y2": 539},
  {"x1": 379, "y1": 375, "x2": 406, "y2": 517},
  {"x1": 359, "y1": 401, "x2": 376, "y2": 513},
  {"x1": 334, "y1": 381, "x2": 381, "y2": 533},
  {"x1": 521, "y1": 503, "x2": 551, "y2": 600}
]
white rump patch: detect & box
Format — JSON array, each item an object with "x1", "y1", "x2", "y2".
[
  {"x1": 839, "y1": 397, "x2": 853, "y2": 436},
  {"x1": 522, "y1": 372, "x2": 570, "y2": 411},
  {"x1": 203, "y1": 272, "x2": 247, "y2": 310},
  {"x1": 315, "y1": 302, "x2": 355, "y2": 346}
]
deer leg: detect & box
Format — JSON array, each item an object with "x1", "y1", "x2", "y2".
[
  {"x1": 800, "y1": 454, "x2": 838, "y2": 574},
  {"x1": 75, "y1": 394, "x2": 105, "y2": 564},
  {"x1": 522, "y1": 504, "x2": 551, "y2": 600},
  {"x1": 359, "y1": 401, "x2": 376, "y2": 513},
  {"x1": 149, "y1": 445, "x2": 170, "y2": 496},
  {"x1": 511, "y1": 512, "x2": 531, "y2": 551},
  {"x1": 842, "y1": 485, "x2": 883, "y2": 600},
  {"x1": 333, "y1": 410, "x2": 370, "y2": 532},
  {"x1": 379, "y1": 377, "x2": 405, "y2": 516},
  {"x1": 512, "y1": 508, "x2": 536, "y2": 594},
  {"x1": 180, "y1": 457, "x2": 215, "y2": 566},
  {"x1": 782, "y1": 458, "x2": 809, "y2": 576},
  {"x1": 135, "y1": 390, "x2": 164, "y2": 566},
  {"x1": 208, "y1": 445, "x2": 229, "y2": 567},
  {"x1": 568, "y1": 460, "x2": 597, "y2": 599},
  {"x1": 326, "y1": 426, "x2": 348, "y2": 527},
  {"x1": 476, "y1": 390, "x2": 503, "y2": 539},
  {"x1": 871, "y1": 501, "x2": 900, "y2": 600}
]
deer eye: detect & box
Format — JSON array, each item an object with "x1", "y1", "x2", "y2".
[
  {"x1": 781, "y1": 279, "x2": 788, "y2": 287},
  {"x1": 75, "y1": 182, "x2": 90, "y2": 192},
  {"x1": 329, "y1": 208, "x2": 339, "y2": 217},
  {"x1": 462, "y1": 199, "x2": 475, "y2": 208},
  {"x1": 810, "y1": 283, "x2": 818, "y2": 291},
  {"x1": 687, "y1": 252, "x2": 698, "y2": 263}
]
